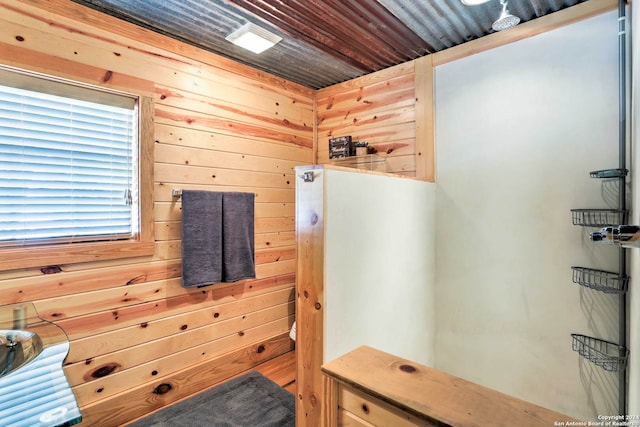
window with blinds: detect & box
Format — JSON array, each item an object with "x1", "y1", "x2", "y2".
[{"x1": 0, "y1": 67, "x2": 139, "y2": 248}]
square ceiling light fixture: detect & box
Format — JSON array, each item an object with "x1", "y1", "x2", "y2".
[{"x1": 226, "y1": 23, "x2": 282, "y2": 54}]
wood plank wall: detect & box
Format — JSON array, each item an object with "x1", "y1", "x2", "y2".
[
  {"x1": 0, "y1": 0, "x2": 612, "y2": 426},
  {"x1": 315, "y1": 62, "x2": 423, "y2": 177},
  {"x1": 0, "y1": 0, "x2": 313, "y2": 425}
]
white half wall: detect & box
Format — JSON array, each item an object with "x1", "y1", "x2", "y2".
[
  {"x1": 324, "y1": 168, "x2": 437, "y2": 366},
  {"x1": 434, "y1": 10, "x2": 623, "y2": 420}
]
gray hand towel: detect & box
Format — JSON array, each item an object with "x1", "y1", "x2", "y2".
[
  {"x1": 222, "y1": 192, "x2": 256, "y2": 282},
  {"x1": 181, "y1": 190, "x2": 223, "y2": 288}
]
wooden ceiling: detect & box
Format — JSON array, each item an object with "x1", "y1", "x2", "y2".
[{"x1": 71, "y1": 0, "x2": 591, "y2": 89}]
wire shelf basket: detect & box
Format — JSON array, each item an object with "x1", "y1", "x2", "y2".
[
  {"x1": 571, "y1": 267, "x2": 629, "y2": 294},
  {"x1": 589, "y1": 168, "x2": 628, "y2": 179},
  {"x1": 570, "y1": 209, "x2": 626, "y2": 227},
  {"x1": 571, "y1": 334, "x2": 629, "y2": 372}
]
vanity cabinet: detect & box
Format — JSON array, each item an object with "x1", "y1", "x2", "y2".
[{"x1": 322, "y1": 346, "x2": 579, "y2": 427}]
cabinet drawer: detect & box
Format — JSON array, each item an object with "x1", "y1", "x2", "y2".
[
  {"x1": 338, "y1": 408, "x2": 375, "y2": 427},
  {"x1": 338, "y1": 385, "x2": 438, "y2": 427}
]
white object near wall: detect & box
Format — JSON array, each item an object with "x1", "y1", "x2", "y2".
[
  {"x1": 295, "y1": 165, "x2": 437, "y2": 367},
  {"x1": 323, "y1": 168, "x2": 437, "y2": 365}
]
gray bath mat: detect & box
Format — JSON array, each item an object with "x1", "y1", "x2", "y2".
[{"x1": 129, "y1": 371, "x2": 295, "y2": 426}]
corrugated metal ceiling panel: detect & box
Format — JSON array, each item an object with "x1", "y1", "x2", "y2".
[
  {"x1": 72, "y1": 0, "x2": 592, "y2": 89},
  {"x1": 379, "y1": 0, "x2": 588, "y2": 49},
  {"x1": 72, "y1": 0, "x2": 365, "y2": 89}
]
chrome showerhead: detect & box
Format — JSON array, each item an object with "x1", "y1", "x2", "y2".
[{"x1": 492, "y1": 0, "x2": 520, "y2": 31}]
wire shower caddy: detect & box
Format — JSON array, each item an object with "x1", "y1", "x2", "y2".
[
  {"x1": 570, "y1": 168, "x2": 630, "y2": 375},
  {"x1": 571, "y1": 266, "x2": 629, "y2": 294},
  {"x1": 571, "y1": 334, "x2": 629, "y2": 372}
]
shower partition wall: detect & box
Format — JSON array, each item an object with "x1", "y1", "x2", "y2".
[{"x1": 294, "y1": 165, "x2": 437, "y2": 427}]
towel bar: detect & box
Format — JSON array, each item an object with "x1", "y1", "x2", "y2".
[{"x1": 173, "y1": 189, "x2": 257, "y2": 199}]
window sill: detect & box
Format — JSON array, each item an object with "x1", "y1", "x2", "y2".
[{"x1": 0, "y1": 240, "x2": 155, "y2": 272}]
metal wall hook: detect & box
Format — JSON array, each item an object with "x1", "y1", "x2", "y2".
[{"x1": 299, "y1": 171, "x2": 315, "y2": 182}]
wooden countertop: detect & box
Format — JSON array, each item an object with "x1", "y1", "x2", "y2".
[{"x1": 321, "y1": 345, "x2": 580, "y2": 427}]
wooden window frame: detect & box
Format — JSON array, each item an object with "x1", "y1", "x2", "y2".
[{"x1": 0, "y1": 97, "x2": 155, "y2": 271}]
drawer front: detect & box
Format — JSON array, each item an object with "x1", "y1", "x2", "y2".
[
  {"x1": 338, "y1": 408, "x2": 375, "y2": 427},
  {"x1": 338, "y1": 385, "x2": 437, "y2": 427}
]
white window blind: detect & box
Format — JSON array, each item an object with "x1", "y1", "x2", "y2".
[{"x1": 0, "y1": 68, "x2": 138, "y2": 248}]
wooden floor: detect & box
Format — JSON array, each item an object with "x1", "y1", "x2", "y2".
[
  {"x1": 122, "y1": 350, "x2": 296, "y2": 426},
  {"x1": 251, "y1": 350, "x2": 296, "y2": 395}
]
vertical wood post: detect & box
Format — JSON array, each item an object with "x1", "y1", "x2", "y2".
[
  {"x1": 415, "y1": 55, "x2": 435, "y2": 182},
  {"x1": 295, "y1": 166, "x2": 326, "y2": 427}
]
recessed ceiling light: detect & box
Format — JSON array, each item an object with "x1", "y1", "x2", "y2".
[
  {"x1": 460, "y1": 0, "x2": 491, "y2": 5},
  {"x1": 225, "y1": 23, "x2": 282, "y2": 54}
]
